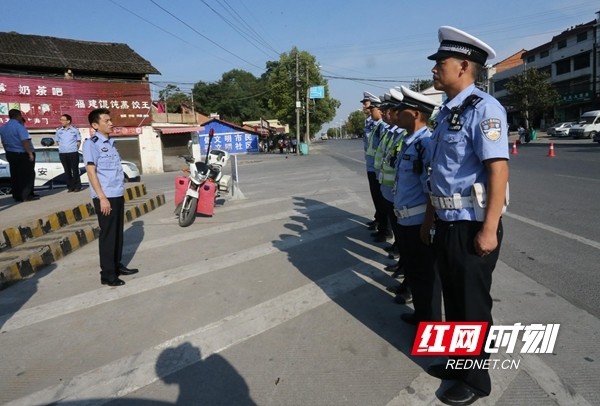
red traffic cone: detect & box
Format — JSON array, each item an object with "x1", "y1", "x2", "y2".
[
  {"x1": 511, "y1": 140, "x2": 518, "y2": 155},
  {"x1": 547, "y1": 142, "x2": 556, "y2": 157}
]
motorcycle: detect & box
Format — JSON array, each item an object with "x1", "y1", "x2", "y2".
[{"x1": 176, "y1": 129, "x2": 231, "y2": 227}]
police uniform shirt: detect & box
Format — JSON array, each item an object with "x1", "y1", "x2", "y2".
[
  {"x1": 429, "y1": 84, "x2": 509, "y2": 222},
  {"x1": 394, "y1": 127, "x2": 433, "y2": 226},
  {"x1": 365, "y1": 118, "x2": 384, "y2": 173},
  {"x1": 0, "y1": 119, "x2": 30, "y2": 153},
  {"x1": 55, "y1": 125, "x2": 82, "y2": 153},
  {"x1": 82, "y1": 133, "x2": 125, "y2": 199},
  {"x1": 380, "y1": 125, "x2": 402, "y2": 202},
  {"x1": 363, "y1": 116, "x2": 374, "y2": 153}
]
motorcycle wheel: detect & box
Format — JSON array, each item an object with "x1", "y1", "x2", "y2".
[{"x1": 178, "y1": 195, "x2": 198, "y2": 227}]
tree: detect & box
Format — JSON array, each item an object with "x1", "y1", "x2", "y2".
[
  {"x1": 262, "y1": 47, "x2": 340, "y2": 141},
  {"x1": 346, "y1": 110, "x2": 367, "y2": 137},
  {"x1": 410, "y1": 79, "x2": 434, "y2": 92},
  {"x1": 192, "y1": 69, "x2": 270, "y2": 123},
  {"x1": 158, "y1": 84, "x2": 191, "y2": 113},
  {"x1": 505, "y1": 67, "x2": 559, "y2": 128}
]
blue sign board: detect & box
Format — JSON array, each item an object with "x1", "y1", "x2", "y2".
[
  {"x1": 199, "y1": 132, "x2": 258, "y2": 154},
  {"x1": 309, "y1": 86, "x2": 325, "y2": 99}
]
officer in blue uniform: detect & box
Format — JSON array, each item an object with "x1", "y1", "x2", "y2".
[
  {"x1": 0, "y1": 109, "x2": 37, "y2": 201},
  {"x1": 422, "y1": 27, "x2": 509, "y2": 406},
  {"x1": 55, "y1": 114, "x2": 82, "y2": 192},
  {"x1": 391, "y1": 86, "x2": 441, "y2": 323},
  {"x1": 83, "y1": 108, "x2": 138, "y2": 287},
  {"x1": 361, "y1": 91, "x2": 378, "y2": 230},
  {"x1": 363, "y1": 93, "x2": 391, "y2": 241}
]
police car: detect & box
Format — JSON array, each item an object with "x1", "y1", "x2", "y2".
[{"x1": 0, "y1": 142, "x2": 141, "y2": 195}]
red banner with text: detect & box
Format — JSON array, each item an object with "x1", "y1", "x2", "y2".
[{"x1": 0, "y1": 75, "x2": 152, "y2": 129}]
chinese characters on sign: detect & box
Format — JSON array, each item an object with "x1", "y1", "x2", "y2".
[
  {"x1": 412, "y1": 322, "x2": 560, "y2": 356},
  {"x1": 0, "y1": 75, "x2": 152, "y2": 129},
  {"x1": 199, "y1": 132, "x2": 258, "y2": 154}
]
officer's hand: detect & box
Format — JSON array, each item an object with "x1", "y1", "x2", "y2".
[
  {"x1": 99, "y1": 197, "x2": 112, "y2": 216},
  {"x1": 474, "y1": 229, "x2": 498, "y2": 256}
]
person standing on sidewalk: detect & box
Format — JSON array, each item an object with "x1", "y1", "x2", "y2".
[
  {"x1": 83, "y1": 108, "x2": 138, "y2": 287},
  {"x1": 422, "y1": 26, "x2": 509, "y2": 405},
  {"x1": 0, "y1": 109, "x2": 37, "y2": 202},
  {"x1": 55, "y1": 114, "x2": 82, "y2": 192}
]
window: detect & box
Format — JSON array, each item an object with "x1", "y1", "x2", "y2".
[
  {"x1": 574, "y1": 52, "x2": 590, "y2": 70},
  {"x1": 526, "y1": 55, "x2": 535, "y2": 63},
  {"x1": 557, "y1": 39, "x2": 567, "y2": 49},
  {"x1": 539, "y1": 65, "x2": 552, "y2": 75},
  {"x1": 556, "y1": 59, "x2": 571, "y2": 75},
  {"x1": 540, "y1": 50, "x2": 549, "y2": 58},
  {"x1": 577, "y1": 32, "x2": 588, "y2": 42},
  {"x1": 494, "y1": 78, "x2": 509, "y2": 92}
]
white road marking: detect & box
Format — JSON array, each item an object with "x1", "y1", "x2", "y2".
[
  {"x1": 503, "y1": 212, "x2": 600, "y2": 251},
  {"x1": 4, "y1": 259, "x2": 388, "y2": 406}
]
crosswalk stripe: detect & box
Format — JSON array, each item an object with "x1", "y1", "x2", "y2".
[{"x1": 4, "y1": 259, "x2": 388, "y2": 406}]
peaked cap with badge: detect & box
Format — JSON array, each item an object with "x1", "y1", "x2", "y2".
[
  {"x1": 395, "y1": 86, "x2": 439, "y2": 114},
  {"x1": 427, "y1": 26, "x2": 496, "y2": 65},
  {"x1": 361, "y1": 91, "x2": 380, "y2": 104}
]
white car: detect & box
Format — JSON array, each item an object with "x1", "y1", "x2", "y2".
[
  {"x1": 547, "y1": 122, "x2": 574, "y2": 137},
  {"x1": 0, "y1": 146, "x2": 141, "y2": 195}
]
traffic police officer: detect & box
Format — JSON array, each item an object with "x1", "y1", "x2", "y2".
[
  {"x1": 0, "y1": 109, "x2": 36, "y2": 201},
  {"x1": 422, "y1": 26, "x2": 509, "y2": 405},
  {"x1": 55, "y1": 114, "x2": 82, "y2": 192},
  {"x1": 83, "y1": 108, "x2": 139, "y2": 287},
  {"x1": 363, "y1": 93, "x2": 391, "y2": 241},
  {"x1": 391, "y1": 86, "x2": 441, "y2": 324}
]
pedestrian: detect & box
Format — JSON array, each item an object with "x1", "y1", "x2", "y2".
[
  {"x1": 422, "y1": 26, "x2": 510, "y2": 405},
  {"x1": 83, "y1": 108, "x2": 139, "y2": 287},
  {"x1": 390, "y1": 86, "x2": 442, "y2": 325},
  {"x1": 0, "y1": 109, "x2": 37, "y2": 202},
  {"x1": 55, "y1": 114, "x2": 82, "y2": 192}
]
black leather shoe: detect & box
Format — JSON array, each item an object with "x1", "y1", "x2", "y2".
[
  {"x1": 367, "y1": 220, "x2": 378, "y2": 230},
  {"x1": 394, "y1": 289, "x2": 412, "y2": 304},
  {"x1": 101, "y1": 278, "x2": 125, "y2": 286},
  {"x1": 383, "y1": 243, "x2": 396, "y2": 252},
  {"x1": 400, "y1": 312, "x2": 418, "y2": 325},
  {"x1": 388, "y1": 251, "x2": 400, "y2": 259},
  {"x1": 384, "y1": 263, "x2": 401, "y2": 273},
  {"x1": 118, "y1": 265, "x2": 139, "y2": 275},
  {"x1": 440, "y1": 382, "x2": 480, "y2": 405},
  {"x1": 426, "y1": 364, "x2": 459, "y2": 380},
  {"x1": 391, "y1": 266, "x2": 405, "y2": 279}
]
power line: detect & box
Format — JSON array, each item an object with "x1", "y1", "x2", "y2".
[{"x1": 149, "y1": 0, "x2": 264, "y2": 71}]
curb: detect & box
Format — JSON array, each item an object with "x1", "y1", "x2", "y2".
[
  {"x1": 1, "y1": 184, "x2": 147, "y2": 251},
  {"x1": 0, "y1": 192, "x2": 166, "y2": 288}
]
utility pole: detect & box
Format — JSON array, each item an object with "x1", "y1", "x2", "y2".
[
  {"x1": 295, "y1": 51, "x2": 301, "y2": 155},
  {"x1": 305, "y1": 66, "x2": 310, "y2": 145}
]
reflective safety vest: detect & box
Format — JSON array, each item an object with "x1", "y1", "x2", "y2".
[
  {"x1": 381, "y1": 130, "x2": 406, "y2": 188},
  {"x1": 366, "y1": 121, "x2": 384, "y2": 157},
  {"x1": 373, "y1": 126, "x2": 392, "y2": 172}
]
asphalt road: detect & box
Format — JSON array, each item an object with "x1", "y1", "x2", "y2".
[{"x1": 1, "y1": 140, "x2": 599, "y2": 406}]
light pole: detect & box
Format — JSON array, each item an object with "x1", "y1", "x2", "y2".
[{"x1": 295, "y1": 51, "x2": 301, "y2": 155}]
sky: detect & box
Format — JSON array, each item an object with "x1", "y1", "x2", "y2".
[{"x1": 2, "y1": 0, "x2": 599, "y2": 134}]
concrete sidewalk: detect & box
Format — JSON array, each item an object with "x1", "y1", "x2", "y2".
[{"x1": 0, "y1": 183, "x2": 165, "y2": 288}]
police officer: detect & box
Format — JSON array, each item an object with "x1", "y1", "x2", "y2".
[
  {"x1": 0, "y1": 109, "x2": 37, "y2": 202},
  {"x1": 390, "y1": 86, "x2": 441, "y2": 324},
  {"x1": 422, "y1": 26, "x2": 509, "y2": 405},
  {"x1": 361, "y1": 91, "x2": 378, "y2": 230},
  {"x1": 55, "y1": 114, "x2": 82, "y2": 192},
  {"x1": 83, "y1": 108, "x2": 139, "y2": 287},
  {"x1": 363, "y1": 93, "x2": 391, "y2": 241}
]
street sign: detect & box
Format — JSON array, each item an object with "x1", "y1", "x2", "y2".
[{"x1": 309, "y1": 86, "x2": 325, "y2": 99}]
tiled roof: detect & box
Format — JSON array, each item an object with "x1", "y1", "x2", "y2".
[{"x1": 0, "y1": 32, "x2": 160, "y2": 75}]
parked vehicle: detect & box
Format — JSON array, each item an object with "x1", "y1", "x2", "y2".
[
  {"x1": 569, "y1": 111, "x2": 600, "y2": 139},
  {"x1": 176, "y1": 129, "x2": 231, "y2": 227},
  {"x1": 0, "y1": 141, "x2": 141, "y2": 195},
  {"x1": 547, "y1": 122, "x2": 575, "y2": 137}
]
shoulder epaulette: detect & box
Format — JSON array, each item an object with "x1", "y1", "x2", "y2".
[{"x1": 90, "y1": 135, "x2": 99, "y2": 143}]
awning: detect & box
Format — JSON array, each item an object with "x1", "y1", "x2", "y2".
[{"x1": 157, "y1": 126, "x2": 203, "y2": 135}]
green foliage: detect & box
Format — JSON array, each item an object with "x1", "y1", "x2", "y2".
[
  {"x1": 505, "y1": 67, "x2": 559, "y2": 127},
  {"x1": 410, "y1": 79, "x2": 434, "y2": 92},
  {"x1": 158, "y1": 84, "x2": 191, "y2": 113},
  {"x1": 346, "y1": 110, "x2": 368, "y2": 137}
]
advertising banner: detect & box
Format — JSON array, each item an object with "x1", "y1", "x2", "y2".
[{"x1": 0, "y1": 75, "x2": 152, "y2": 129}]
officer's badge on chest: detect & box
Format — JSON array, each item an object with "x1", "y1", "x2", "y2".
[{"x1": 480, "y1": 118, "x2": 501, "y2": 141}]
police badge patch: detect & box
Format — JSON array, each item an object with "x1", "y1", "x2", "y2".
[{"x1": 480, "y1": 118, "x2": 502, "y2": 141}]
